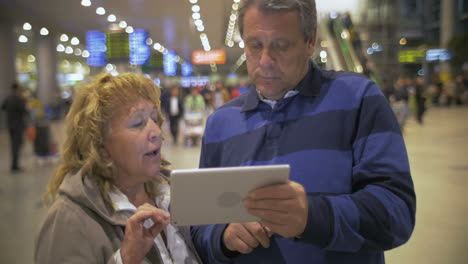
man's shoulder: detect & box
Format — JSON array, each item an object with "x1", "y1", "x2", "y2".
[{"x1": 321, "y1": 69, "x2": 372, "y2": 84}]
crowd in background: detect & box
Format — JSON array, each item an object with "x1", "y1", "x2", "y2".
[
  {"x1": 3, "y1": 72, "x2": 468, "y2": 171},
  {"x1": 381, "y1": 73, "x2": 468, "y2": 132}
]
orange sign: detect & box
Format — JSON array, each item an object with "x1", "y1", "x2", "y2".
[{"x1": 192, "y1": 49, "x2": 226, "y2": 65}]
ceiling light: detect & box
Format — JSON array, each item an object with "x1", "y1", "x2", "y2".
[
  {"x1": 153, "y1": 43, "x2": 162, "y2": 50},
  {"x1": 60, "y1": 34, "x2": 69, "y2": 42},
  {"x1": 18, "y1": 35, "x2": 28, "y2": 43},
  {"x1": 189, "y1": 0, "x2": 198, "y2": 3},
  {"x1": 194, "y1": 19, "x2": 203, "y2": 27},
  {"x1": 107, "y1": 14, "x2": 116, "y2": 22},
  {"x1": 81, "y1": 0, "x2": 91, "y2": 7},
  {"x1": 23, "y1": 22, "x2": 32, "y2": 31},
  {"x1": 96, "y1": 7, "x2": 106, "y2": 15},
  {"x1": 82, "y1": 50, "x2": 90, "y2": 58},
  {"x1": 119, "y1": 21, "x2": 127, "y2": 28},
  {"x1": 71, "y1": 37, "x2": 80, "y2": 45},
  {"x1": 74, "y1": 48, "x2": 82, "y2": 56},
  {"x1": 125, "y1": 26, "x2": 134, "y2": 34},
  {"x1": 27, "y1": 55, "x2": 36, "y2": 62},
  {"x1": 40, "y1": 27, "x2": 49, "y2": 36},
  {"x1": 192, "y1": 13, "x2": 200, "y2": 20},
  {"x1": 192, "y1": 5, "x2": 200, "y2": 12},
  {"x1": 146, "y1": 38, "x2": 153, "y2": 45},
  {"x1": 65, "y1": 46, "x2": 74, "y2": 54},
  {"x1": 56, "y1": 44, "x2": 65, "y2": 52}
]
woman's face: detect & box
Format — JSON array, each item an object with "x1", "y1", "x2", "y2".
[{"x1": 104, "y1": 98, "x2": 162, "y2": 188}]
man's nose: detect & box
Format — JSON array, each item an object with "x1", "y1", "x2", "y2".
[{"x1": 259, "y1": 48, "x2": 275, "y2": 66}]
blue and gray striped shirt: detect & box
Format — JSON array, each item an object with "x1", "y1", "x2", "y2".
[{"x1": 191, "y1": 62, "x2": 416, "y2": 264}]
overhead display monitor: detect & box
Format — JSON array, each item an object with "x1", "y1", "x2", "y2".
[
  {"x1": 398, "y1": 49, "x2": 425, "y2": 63},
  {"x1": 426, "y1": 49, "x2": 452, "y2": 62},
  {"x1": 181, "y1": 62, "x2": 193, "y2": 76},
  {"x1": 86, "y1": 31, "x2": 106, "y2": 67},
  {"x1": 129, "y1": 29, "x2": 150, "y2": 65},
  {"x1": 192, "y1": 49, "x2": 226, "y2": 65},
  {"x1": 164, "y1": 50, "x2": 178, "y2": 76},
  {"x1": 106, "y1": 32, "x2": 129, "y2": 59}
]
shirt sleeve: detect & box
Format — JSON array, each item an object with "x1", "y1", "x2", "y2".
[
  {"x1": 35, "y1": 200, "x2": 119, "y2": 264},
  {"x1": 191, "y1": 224, "x2": 233, "y2": 263},
  {"x1": 299, "y1": 83, "x2": 416, "y2": 252}
]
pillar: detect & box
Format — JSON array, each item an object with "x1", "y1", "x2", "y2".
[
  {"x1": 36, "y1": 31, "x2": 58, "y2": 108},
  {"x1": 0, "y1": 18, "x2": 16, "y2": 130},
  {"x1": 440, "y1": 0, "x2": 457, "y2": 82}
]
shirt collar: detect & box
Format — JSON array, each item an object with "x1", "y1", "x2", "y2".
[{"x1": 241, "y1": 60, "x2": 322, "y2": 112}]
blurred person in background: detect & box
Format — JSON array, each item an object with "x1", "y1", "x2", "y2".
[
  {"x1": 184, "y1": 86, "x2": 206, "y2": 113},
  {"x1": 192, "y1": 0, "x2": 415, "y2": 263},
  {"x1": 390, "y1": 77, "x2": 410, "y2": 131},
  {"x1": 414, "y1": 76, "x2": 427, "y2": 124},
  {"x1": 35, "y1": 73, "x2": 201, "y2": 264},
  {"x1": 213, "y1": 81, "x2": 231, "y2": 110},
  {"x1": 1, "y1": 83, "x2": 29, "y2": 172},
  {"x1": 163, "y1": 86, "x2": 184, "y2": 145}
]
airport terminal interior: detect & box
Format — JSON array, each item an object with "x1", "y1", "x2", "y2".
[{"x1": 1, "y1": 0, "x2": 468, "y2": 263}]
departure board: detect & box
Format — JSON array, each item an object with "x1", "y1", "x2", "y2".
[
  {"x1": 106, "y1": 32, "x2": 129, "y2": 59},
  {"x1": 181, "y1": 62, "x2": 193, "y2": 76},
  {"x1": 150, "y1": 52, "x2": 164, "y2": 68},
  {"x1": 129, "y1": 29, "x2": 150, "y2": 65},
  {"x1": 86, "y1": 31, "x2": 106, "y2": 66},
  {"x1": 164, "y1": 50, "x2": 177, "y2": 76}
]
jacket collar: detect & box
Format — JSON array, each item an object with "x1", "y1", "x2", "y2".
[{"x1": 241, "y1": 60, "x2": 322, "y2": 112}]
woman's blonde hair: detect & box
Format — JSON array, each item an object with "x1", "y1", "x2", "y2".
[{"x1": 44, "y1": 72, "x2": 170, "y2": 204}]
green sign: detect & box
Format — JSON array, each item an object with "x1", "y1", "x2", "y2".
[{"x1": 106, "y1": 32, "x2": 129, "y2": 59}]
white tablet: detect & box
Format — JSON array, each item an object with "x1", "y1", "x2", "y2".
[{"x1": 169, "y1": 164, "x2": 290, "y2": 226}]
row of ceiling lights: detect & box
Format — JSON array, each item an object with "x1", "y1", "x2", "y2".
[
  {"x1": 225, "y1": 0, "x2": 244, "y2": 48},
  {"x1": 17, "y1": 22, "x2": 89, "y2": 60},
  {"x1": 188, "y1": 0, "x2": 212, "y2": 53}
]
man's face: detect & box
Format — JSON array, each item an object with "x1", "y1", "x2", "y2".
[{"x1": 243, "y1": 6, "x2": 315, "y2": 100}]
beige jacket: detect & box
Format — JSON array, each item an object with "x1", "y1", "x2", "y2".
[{"x1": 35, "y1": 171, "x2": 202, "y2": 264}]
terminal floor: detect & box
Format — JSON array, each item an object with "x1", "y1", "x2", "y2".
[{"x1": 0, "y1": 106, "x2": 467, "y2": 264}]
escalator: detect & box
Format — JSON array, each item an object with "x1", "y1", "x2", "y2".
[{"x1": 317, "y1": 13, "x2": 379, "y2": 85}]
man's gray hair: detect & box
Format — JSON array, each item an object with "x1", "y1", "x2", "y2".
[{"x1": 238, "y1": 0, "x2": 317, "y2": 42}]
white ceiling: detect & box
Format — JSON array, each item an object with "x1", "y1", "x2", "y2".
[{"x1": 0, "y1": 0, "x2": 244, "y2": 74}]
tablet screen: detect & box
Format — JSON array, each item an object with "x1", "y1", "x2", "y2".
[{"x1": 169, "y1": 164, "x2": 290, "y2": 226}]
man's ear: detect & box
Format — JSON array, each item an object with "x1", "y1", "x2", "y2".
[{"x1": 306, "y1": 34, "x2": 316, "y2": 57}]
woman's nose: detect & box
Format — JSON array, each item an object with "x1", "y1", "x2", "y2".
[{"x1": 148, "y1": 119, "x2": 161, "y2": 142}]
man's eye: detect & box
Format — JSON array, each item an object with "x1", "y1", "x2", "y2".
[
  {"x1": 248, "y1": 42, "x2": 262, "y2": 52},
  {"x1": 274, "y1": 42, "x2": 289, "y2": 51}
]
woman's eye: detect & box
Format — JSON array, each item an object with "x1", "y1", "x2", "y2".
[{"x1": 131, "y1": 120, "x2": 144, "y2": 127}]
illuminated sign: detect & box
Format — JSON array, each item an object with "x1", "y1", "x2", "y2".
[
  {"x1": 86, "y1": 31, "x2": 106, "y2": 66},
  {"x1": 398, "y1": 49, "x2": 425, "y2": 63},
  {"x1": 164, "y1": 50, "x2": 177, "y2": 76},
  {"x1": 106, "y1": 32, "x2": 129, "y2": 59},
  {"x1": 129, "y1": 29, "x2": 150, "y2": 65},
  {"x1": 426, "y1": 49, "x2": 452, "y2": 62},
  {"x1": 192, "y1": 49, "x2": 226, "y2": 65},
  {"x1": 150, "y1": 52, "x2": 164, "y2": 68},
  {"x1": 181, "y1": 62, "x2": 193, "y2": 76},
  {"x1": 180, "y1": 76, "x2": 209, "y2": 88}
]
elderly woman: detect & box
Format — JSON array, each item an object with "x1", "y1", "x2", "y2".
[{"x1": 35, "y1": 73, "x2": 201, "y2": 264}]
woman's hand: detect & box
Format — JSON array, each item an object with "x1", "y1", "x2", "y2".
[{"x1": 120, "y1": 203, "x2": 170, "y2": 264}]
